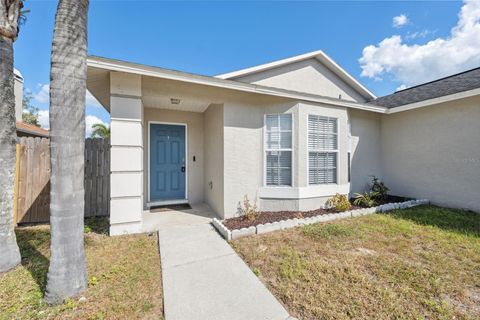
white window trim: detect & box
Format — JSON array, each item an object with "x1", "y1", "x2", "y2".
[
  {"x1": 263, "y1": 113, "x2": 294, "y2": 187},
  {"x1": 307, "y1": 115, "x2": 339, "y2": 185}
]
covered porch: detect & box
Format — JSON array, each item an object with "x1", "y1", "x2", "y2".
[{"x1": 87, "y1": 57, "x2": 228, "y2": 235}]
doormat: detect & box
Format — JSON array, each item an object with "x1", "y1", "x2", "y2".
[{"x1": 149, "y1": 204, "x2": 192, "y2": 213}]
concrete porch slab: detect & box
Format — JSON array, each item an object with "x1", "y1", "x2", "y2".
[{"x1": 142, "y1": 203, "x2": 216, "y2": 232}]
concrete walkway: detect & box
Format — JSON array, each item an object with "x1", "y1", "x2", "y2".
[{"x1": 150, "y1": 204, "x2": 292, "y2": 320}]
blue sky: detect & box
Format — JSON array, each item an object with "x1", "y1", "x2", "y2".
[{"x1": 15, "y1": 1, "x2": 478, "y2": 133}]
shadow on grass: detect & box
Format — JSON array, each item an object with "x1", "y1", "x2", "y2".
[
  {"x1": 14, "y1": 217, "x2": 110, "y2": 294},
  {"x1": 84, "y1": 216, "x2": 110, "y2": 235},
  {"x1": 387, "y1": 205, "x2": 480, "y2": 237},
  {"x1": 16, "y1": 227, "x2": 51, "y2": 292}
]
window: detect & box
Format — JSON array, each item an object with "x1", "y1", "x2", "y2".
[
  {"x1": 308, "y1": 115, "x2": 338, "y2": 184},
  {"x1": 265, "y1": 114, "x2": 292, "y2": 186}
]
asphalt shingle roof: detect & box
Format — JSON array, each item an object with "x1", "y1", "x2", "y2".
[{"x1": 370, "y1": 67, "x2": 480, "y2": 108}]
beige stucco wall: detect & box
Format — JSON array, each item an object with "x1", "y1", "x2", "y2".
[
  {"x1": 222, "y1": 95, "x2": 286, "y2": 217},
  {"x1": 349, "y1": 109, "x2": 383, "y2": 194},
  {"x1": 233, "y1": 58, "x2": 366, "y2": 102},
  {"x1": 204, "y1": 104, "x2": 224, "y2": 216},
  {"x1": 221, "y1": 95, "x2": 352, "y2": 218},
  {"x1": 143, "y1": 108, "x2": 205, "y2": 206},
  {"x1": 381, "y1": 96, "x2": 480, "y2": 212}
]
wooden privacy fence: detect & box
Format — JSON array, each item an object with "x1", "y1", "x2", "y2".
[
  {"x1": 14, "y1": 138, "x2": 50, "y2": 224},
  {"x1": 84, "y1": 138, "x2": 110, "y2": 218},
  {"x1": 15, "y1": 137, "x2": 110, "y2": 224}
]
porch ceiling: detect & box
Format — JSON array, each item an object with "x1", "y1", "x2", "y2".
[
  {"x1": 142, "y1": 76, "x2": 224, "y2": 113},
  {"x1": 87, "y1": 67, "x2": 111, "y2": 110},
  {"x1": 87, "y1": 67, "x2": 228, "y2": 113}
]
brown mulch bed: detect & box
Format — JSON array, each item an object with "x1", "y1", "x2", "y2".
[{"x1": 223, "y1": 195, "x2": 409, "y2": 230}]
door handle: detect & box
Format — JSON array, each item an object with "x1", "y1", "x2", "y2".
[{"x1": 181, "y1": 166, "x2": 185, "y2": 172}]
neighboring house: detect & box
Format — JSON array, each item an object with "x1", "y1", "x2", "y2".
[
  {"x1": 86, "y1": 50, "x2": 480, "y2": 235},
  {"x1": 16, "y1": 121, "x2": 49, "y2": 138},
  {"x1": 14, "y1": 68, "x2": 49, "y2": 138}
]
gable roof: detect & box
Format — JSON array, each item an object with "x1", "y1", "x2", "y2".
[
  {"x1": 216, "y1": 50, "x2": 377, "y2": 101},
  {"x1": 371, "y1": 67, "x2": 480, "y2": 109},
  {"x1": 87, "y1": 56, "x2": 386, "y2": 113}
]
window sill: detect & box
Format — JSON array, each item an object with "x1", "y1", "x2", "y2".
[{"x1": 259, "y1": 184, "x2": 350, "y2": 199}]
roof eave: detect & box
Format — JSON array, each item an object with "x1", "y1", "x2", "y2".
[
  {"x1": 16, "y1": 127, "x2": 49, "y2": 137},
  {"x1": 87, "y1": 56, "x2": 387, "y2": 114},
  {"x1": 386, "y1": 87, "x2": 480, "y2": 114}
]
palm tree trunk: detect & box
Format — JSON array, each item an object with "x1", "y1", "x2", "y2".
[
  {"x1": 0, "y1": 0, "x2": 23, "y2": 273},
  {"x1": 45, "y1": 0, "x2": 89, "y2": 304},
  {"x1": 0, "y1": 34, "x2": 21, "y2": 273}
]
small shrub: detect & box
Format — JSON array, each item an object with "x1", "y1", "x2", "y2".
[
  {"x1": 326, "y1": 193, "x2": 352, "y2": 212},
  {"x1": 353, "y1": 192, "x2": 378, "y2": 208},
  {"x1": 370, "y1": 175, "x2": 389, "y2": 200},
  {"x1": 242, "y1": 195, "x2": 259, "y2": 221}
]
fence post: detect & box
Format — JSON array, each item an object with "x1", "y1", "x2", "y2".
[{"x1": 13, "y1": 144, "x2": 21, "y2": 226}]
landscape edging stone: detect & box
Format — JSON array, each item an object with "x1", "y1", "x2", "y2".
[{"x1": 211, "y1": 199, "x2": 429, "y2": 240}]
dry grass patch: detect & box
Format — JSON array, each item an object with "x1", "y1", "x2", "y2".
[
  {"x1": 232, "y1": 205, "x2": 480, "y2": 320},
  {"x1": 0, "y1": 218, "x2": 163, "y2": 320}
]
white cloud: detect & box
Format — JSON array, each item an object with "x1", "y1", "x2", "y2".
[
  {"x1": 405, "y1": 29, "x2": 435, "y2": 40},
  {"x1": 85, "y1": 115, "x2": 107, "y2": 137},
  {"x1": 36, "y1": 109, "x2": 107, "y2": 137},
  {"x1": 396, "y1": 84, "x2": 408, "y2": 91},
  {"x1": 33, "y1": 84, "x2": 49, "y2": 104},
  {"x1": 360, "y1": 1, "x2": 480, "y2": 87},
  {"x1": 393, "y1": 14, "x2": 409, "y2": 28},
  {"x1": 33, "y1": 84, "x2": 102, "y2": 108},
  {"x1": 38, "y1": 109, "x2": 49, "y2": 129}
]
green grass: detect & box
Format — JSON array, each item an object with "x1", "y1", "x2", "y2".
[
  {"x1": 232, "y1": 205, "x2": 480, "y2": 320},
  {"x1": 0, "y1": 218, "x2": 163, "y2": 320}
]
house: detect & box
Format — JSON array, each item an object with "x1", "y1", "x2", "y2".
[
  {"x1": 14, "y1": 68, "x2": 49, "y2": 138},
  {"x1": 86, "y1": 50, "x2": 480, "y2": 235},
  {"x1": 16, "y1": 121, "x2": 49, "y2": 138}
]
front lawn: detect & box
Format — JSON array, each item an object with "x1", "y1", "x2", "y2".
[
  {"x1": 232, "y1": 205, "x2": 480, "y2": 320},
  {"x1": 0, "y1": 218, "x2": 163, "y2": 319}
]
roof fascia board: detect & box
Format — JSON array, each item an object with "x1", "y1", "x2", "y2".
[
  {"x1": 87, "y1": 57, "x2": 387, "y2": 113},
  {"x1": 386, "y1": 87, "x2": 480, "y2": 114},
  {"x1": 315, "y1": 52, "x2": 377, "y2": 100},
  {"x1": 215, "y1": 50, "x2": 376, "y2": 100},
  {"x1": 16, "y1": 128, "x2": 49, "y2": 137},
  {"x1": 215, "y1": 50, "x2": 324, "y2": 79}
]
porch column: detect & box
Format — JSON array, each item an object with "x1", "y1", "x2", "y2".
[{"x1": 109, "y1": 72, "x2": 144, "y2": 235}]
